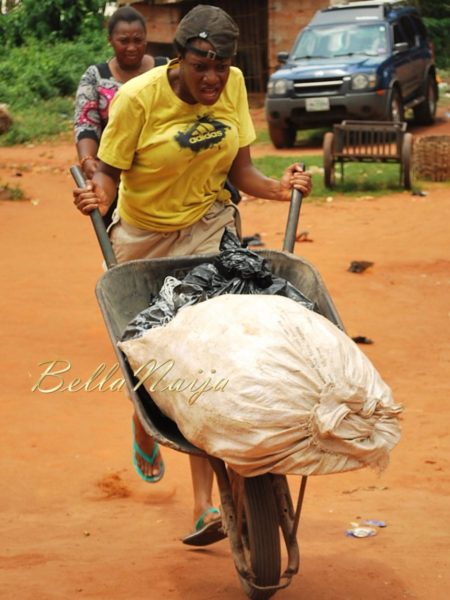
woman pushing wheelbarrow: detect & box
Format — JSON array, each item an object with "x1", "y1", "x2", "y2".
[{"x1": 73, "y1": 3, "x2": 313, "y2": 546}]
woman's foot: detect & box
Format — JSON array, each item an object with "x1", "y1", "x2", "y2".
[
  {"x1": 132, "y1": 414, "x2": 164, "y2": 483},
  {"x1": 193, "y1": 505, "x2": 221, "y2": 528},
  {"x1": 182, "y1": 506, "x2": 226, "y2": 546},
  {"x1": 180, "y1": 455, "x2": 226, "y2": 545}
]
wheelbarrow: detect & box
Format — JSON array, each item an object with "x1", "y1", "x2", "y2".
[
  {"x1": 323, "y1": 120, "x2": 413, "y2": 190},
  {"x1": 71, "y1": 166, "x2": 344, "y2": 599}
]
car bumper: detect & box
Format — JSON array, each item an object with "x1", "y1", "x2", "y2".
[{"x1": 265, "y1": 92, "x2": 390, "y2": 128}]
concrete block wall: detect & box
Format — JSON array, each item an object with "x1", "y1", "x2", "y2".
[{"x1": 122, "y1": 2, "x2": 181, "y2": 44}]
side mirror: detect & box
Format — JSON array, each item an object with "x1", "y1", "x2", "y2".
[
  {"x1": 277, "y1": 51, "x2": 289, "y2": 64},
  {"x1": 393, "y1": 42, "x2": 409, "y2": 53}
]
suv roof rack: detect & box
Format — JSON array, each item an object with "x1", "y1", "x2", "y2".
[
  {"x1": 323, "y1": 1, "x2": 410, "y2": 18},
  {"x1": 328, "y1": 0, "x2": 408, "y2": 6}
]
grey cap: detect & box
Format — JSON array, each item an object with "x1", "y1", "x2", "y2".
[{"x1": 175, "y1": 4, "x2": 239, "y2": 59}]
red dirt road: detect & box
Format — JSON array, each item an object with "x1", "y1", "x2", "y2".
[{"x1": 1, "y1": 115, "x2": 449, "y2": 599}]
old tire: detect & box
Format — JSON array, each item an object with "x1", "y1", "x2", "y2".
[
  {"x1": 388, "y1": 88, "x2": 404, "y2": 122},
  {"x1": 401, "y1": 132, "x2": 413, "y2": 189},
  {"x1": 323, "y1": 131, "x2": 335, "y2": 188},
  {"x1": 238, "y1": 475, "x2": 281, "y2": 600},
  {"x1": 268, "y1": 123, "x2": 296, "y2": 149},
  {"x1": 413, "y1": 75, "x2": 438, "y2": 125}
]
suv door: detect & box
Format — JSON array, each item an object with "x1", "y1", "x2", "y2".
[
  {"x1": 399, "y1": 15, "x2": 424, "y2": 99},
  {"x1": 391, "y1": 19, "x2": 415, "y2": 100},
  {"x1": 409, "y1": 14, "x2": 430, "y2": 85}
]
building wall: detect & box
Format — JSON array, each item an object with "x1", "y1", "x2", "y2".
[
  {"x1": 116, "y1": 1, "x2": 181, "y2": 55},
  {"x1": 137, "y1": 4, "x2": 180, "y2": 44},
  {"x1": 117, "y1": 0, "x2": 330, "y2": 89},
  {"x1": 268, "y1": 0, "x2": 329, "y2": 73}
]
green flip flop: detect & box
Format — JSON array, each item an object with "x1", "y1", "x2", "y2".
[
  {"x1": 181, "y1": 507, "x2": 227, "y2": 546},
  {"x1": 132, "y1": 421, "x2": 165, "y2": 484}
]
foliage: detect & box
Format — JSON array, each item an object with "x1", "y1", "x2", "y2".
[
  {"x1": 0, "y1": 1, "x2": 113, "y2": 144},
  {"x1": 0, "y1": 33, "x2": 110, "y2": 109},
  {"x1": 412, "y1": 1, "x2": 450, "y2": 68},
  {"x1": 0, "y1": 0, "x2": 107, "y2": 46},
  {"x1": 423, "y1": 18, "x2": 450, "y2": 69},
  {"x1": 415, "y1": 1, "x2": 450, "y2": 19},
  {"x1": 0, "y1": 31, "x2": 111, "y2": 144}
]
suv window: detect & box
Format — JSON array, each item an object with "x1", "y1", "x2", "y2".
[
  {"x1": 410, "y1": 15, "x2": 427, "y2": 46},
  {"x1": 293, "y1": 23, "x2": 388, "y2": 58},
  {"x1": 399, "y1": 16, "x2": 416, "y2": 47},
  {"x1": 393, "y1": 22, "x2": 407, "y2": 45}
]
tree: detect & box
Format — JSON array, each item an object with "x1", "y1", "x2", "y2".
[
  {"x1": 415, "y1": 1, "x2": 450, "y2": 68},
  {"x1": 416, "y1": 1, "x2": 450, "y2": 19}
]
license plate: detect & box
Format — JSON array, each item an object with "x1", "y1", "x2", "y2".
[{"x1": 305, "y1": 97, "x2": 330, "y2": 112}]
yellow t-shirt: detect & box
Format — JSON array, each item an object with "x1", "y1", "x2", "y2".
[{"x1": 98, "y1": 62, "x2": 256, "y2": 231}]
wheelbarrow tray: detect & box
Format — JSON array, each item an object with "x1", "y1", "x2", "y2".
[{"x1": 95, "y1": 249, "x2": 344, "y2": 455}]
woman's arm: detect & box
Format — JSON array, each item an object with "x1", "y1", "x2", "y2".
[
  {"x1": 74, "y1": 66, "x2": 104, "y2": 178},
  {"x1": 73, "y1": 162, "x2": 121, "y2": 217},
  {"x1": 228, "y1": 146, "x2": 312, "y2": 201},
  {"x1": 76, "y1": 138, "x2": 100, "y2": 179}
]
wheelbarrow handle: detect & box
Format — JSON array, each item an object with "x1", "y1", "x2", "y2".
[
  {"x1": 70, "y1": 165, "x2": 118, "y2": 269},
  {"x1": 282, "y1": 163, "x2": 305, "y2": 254}
]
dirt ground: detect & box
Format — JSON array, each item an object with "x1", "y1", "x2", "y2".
[{"x1": 1, "y1": 107, "x2": 449, "y2": 600}]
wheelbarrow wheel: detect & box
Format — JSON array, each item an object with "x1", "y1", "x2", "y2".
[
  {"x1": 323, "y1": 132, "x2": 335, "y2": 188},
  {"x1": 238, "y1": 475, "x2": 281, "y2": 600},
  {"x1": 401, "y1": 132, "x2": 413, "y2": 190}
]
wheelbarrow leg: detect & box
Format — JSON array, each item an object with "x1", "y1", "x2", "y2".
[
  {"x1": 323, "y1": 131, "x2": 335, "y2": 188},
  {"x1": 401, "y1": 132, "x2": 413, "y2": 189}
]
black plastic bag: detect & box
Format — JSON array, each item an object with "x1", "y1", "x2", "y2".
[{"x1": 122, "y1": 229, "x2": 315, "y2": 341}]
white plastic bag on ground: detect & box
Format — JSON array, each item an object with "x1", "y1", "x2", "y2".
[{"x1": 118, "y1": 294, "x2": 402, "y2": 477}]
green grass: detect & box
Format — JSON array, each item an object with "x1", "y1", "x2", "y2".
[
  {"x1": 254, "y1": 126, "x2": 328, "y2": 148},
  {"x1": 0, "y1": 97, "x2": 73, "y2": 145},
  {"x1": 253, "y1": 154, "x2": 414, "y2": 198}
]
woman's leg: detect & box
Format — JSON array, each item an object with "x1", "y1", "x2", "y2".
[
  {"x1": 132, "y1": 413, "x2": 164, "y2": 480},
  {"x1": 189, "y1": 455, "x2": 216, "y2": 523}
]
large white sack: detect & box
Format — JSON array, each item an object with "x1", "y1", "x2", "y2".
[{"x1": 118, "y1": 294, "x2": 402, "y2": 477}]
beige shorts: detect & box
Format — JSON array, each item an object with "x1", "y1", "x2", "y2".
[{"x1": 108, "y1": 201, "x2": 241, "y2": 264}]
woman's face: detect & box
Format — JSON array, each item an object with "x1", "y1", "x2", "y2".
[
  {"x1": 178, "y1": 40, "x2": 232, "y2": 105},
  {"x1": 109, "y1": 20, "x2": 147, "y2": 69}
]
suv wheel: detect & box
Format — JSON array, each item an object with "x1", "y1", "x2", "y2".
[
  {"x1": 413, "y1": 75, "x2": 438, "y2": 125},
  {"x1": 268, "y1": 123, "x2": 296, "y2": 149},
  {"x1": 388, "y1": 89, "x2": 404, "y2": 122}
]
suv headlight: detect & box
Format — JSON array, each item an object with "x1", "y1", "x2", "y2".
[
  {"x1": 351, "y1": 73, "x2": 377, "y2": 90},
  {"x1": 267, "y1": 78, "x2": 292, "y2": 96}
]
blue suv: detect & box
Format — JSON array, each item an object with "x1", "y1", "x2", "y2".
[{"x1": 265, "y1": 1, "x2": 438, "y2": 148}]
